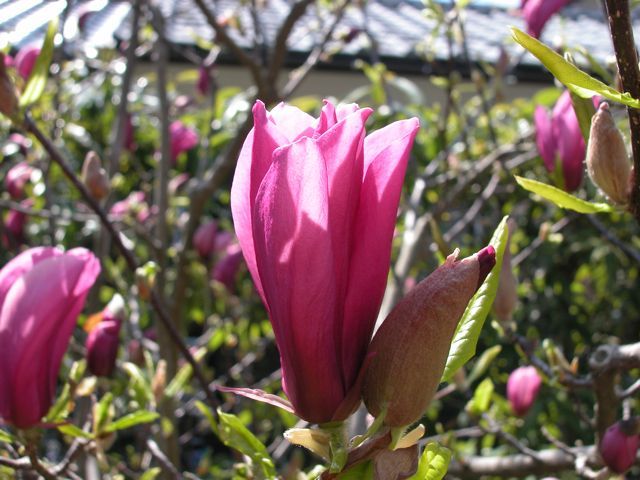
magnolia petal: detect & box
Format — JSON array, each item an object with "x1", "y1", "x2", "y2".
[
  {"x1": 252, "y1": 137, "x2": 344, "y2": 423},
  {"x1": 341, "y1": 118, "x2": 419, "y2": 388},
  {"x1": 216, "y1": 385, "x2": 294, "y2": 413},
  {"x1": 268, "y1": 102, "x2": 316, "y2": 142},
  {"x1": 534, "y1": 105, "x2": 556, "y2": 173}
]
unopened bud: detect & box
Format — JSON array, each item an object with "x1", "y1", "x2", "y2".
[
  {"x1": 81, "y1": 151, "x2": 110, "y2": 200},
  {"x1": 586, "y1": 103, "x2": 631, "y2": 205},
  {"x1": 506, "y1": 366, "x2": 542, "y2": 416},
  {"x1": 362, "y1": 246, "x2": 496, "y2": 427},
  {"x1": 0, "y1": 53, "x2": 19, "y2": 119},
  {"x1": 600, "y1": 419, "x2": 640, "y2": 474},
  {"x1": 493, "y1": 219, "x2": 518, "y2": 323}
]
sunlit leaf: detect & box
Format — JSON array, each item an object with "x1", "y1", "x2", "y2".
[
  {"x1": 466, "y1": 378, "x2": 494, "y2": 416},
  {"x1": 105, "y1": 410, "x2": 159, "y2": 433},
  {"x1": 409, "y1": 442, "x2": 451, "y2": 480},
  {"x1": 58, "y1": 424, "x2": 93, "y2": 439},
  {"x1": 515, "y1": 176, "x2": 612, "y2": 213},
  {"x1": 442, "y1": 216, "x2": 509, "y2": 382},
  {"x1": 20, "y1": 18, "x2": 58, "y2": 107}
]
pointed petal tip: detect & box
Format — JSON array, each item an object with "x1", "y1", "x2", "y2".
[{"x1": 477, "y1": 245, "x2": 496, "y2": 288}]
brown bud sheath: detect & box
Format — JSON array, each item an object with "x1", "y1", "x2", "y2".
[
  {"x1": 81, "y1": 151, "x2": 110, "y2": 200},
  {"x1": 362, "y1": 246, "x2": 496, "y2": 427},
  {"x1": 586, "y1": 103, "x2": 631, "y2": 205},
  {"x1": 493, "y1": 219, "x2": 517, "y2": 323},
  {"x1": 0, "y1": 53, "x2": 18, "y2": 119}
]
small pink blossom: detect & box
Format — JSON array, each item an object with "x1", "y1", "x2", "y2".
[
  {"x1": 169, "y1": 121, "x2": 199, "y2": 163},
  {"x1": 5, "y1": 162, "x2": 33, "y2": 199},
  {"x1": 507, "y1": 366, "x2": 542, "y2": 416}
]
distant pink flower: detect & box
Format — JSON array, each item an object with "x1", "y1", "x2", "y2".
[
  {"x1": 14, "y1": 44, "x2": 40, "y2": 80},
  {"x1": 8, "y1": 133, "x2": 30, "y2": 156},
  {"x1": 535, "y1": 90, "x2": 585, "y2": 192},
  {"x1": 3, "y1": 55, "x2": 13, "y2": 67},
  {"x1": 600, "y1": 421, "x2": 639, "y2": 474},
  {"x1": 2, "y1": 204, "x2": 28, "y2": 248},
  {"x1": 110, "y1": 191, "x2": 146, "y2": 219},
  {"x1": 86, "y1": 297, "x2": 124, "y2": 378},
  {"x1": 507, "y1": 366, "x2": 542, "y2": 416},
  {"x1": 169, "y1": 173, "x2": 190, "y2": 194},
  {"x1": 169, "y1": 121, "x2": 198, "y2": 163},
  {"x1": 230, "y1": 100, "x2": 419, "y2": 423},
  {"x1": 0, "y1": 247, "x2": 100, "y2": 428},
  {"x1": 5, "y1": 162, "x2": 33, "y2": 199},
  {"x1": 193, "y1": 220, "x2": 217, "y2": 258},
  {"x1": 212, "y1": 243, "x2": 243, "y2": 290},
  {"x1": 196, "y1": 66, "x2": 211, "y2": 96},
  {"x1": 521, "y1": 0, "x2": 570, "y2": 38}
]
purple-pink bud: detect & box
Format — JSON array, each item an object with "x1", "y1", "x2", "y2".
[
  {"x1": 169, "y1": 121, "x2": 199, "y2": 163},
  {"x1": 521, "y1": 0, "x2": 570, "y2": 39},
  {"x1": 14, "y1": 44, "x2": 41, "y2": 81},
  {"x1": 193, "y1": 220, "x2": 218, "y2": 258},
  {"x1": 600, "y1": 421, "x2": 639, "y2": 474},
  {"x1": 362, "y1": 247, "x2": 496, "y2": 427},
  {"x1": 231, "y1": 100, "x2": 419, "y2": 423},
  {"x1": 5, "y1": 162, "x2": 33, "y2": 199},
  {"x1": 0, "y1": 247, "x2": 100, "y2": 428},
  {"x1": 507, "y1": 366, "x2": 542, "y2": 416},
  {"x1": 196, "y1": 66, "x2": 211, "y2": 96},
  {"x1": 2, "y1": 204, "x2": 28, "y2": 248},
  {"x1": 534, "y1": 91, "x2": 585, "y2": 192},
  {"x1": 212, "y1": 243, "x2": 243, "y2": 290},
  {"x1": 86, "y1": 314, "x2": 122, "y2": 378}
]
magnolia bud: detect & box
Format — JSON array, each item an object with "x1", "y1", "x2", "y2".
[
  {"x1": 193, "y1": 220, "x2": 217, "y2": 258},
  {"x1": 506, "y1": 366, "x2": 542, "y2": 416},
  {"x1": 586, "y1": 103, "x2": 631, "y2": 205},
  {"x1": 493, "y1": 219, "x2": 518, "y2": 323},
  {"x1": 600, "y1": 420, "x2": 640, "y2": 474},
  {"x1": 362, "y1": 246, "x2": 496, "y2": 427},
  {"x1": 0, "y1": 53, "x2": 18, "y2": 119},
  {"x1": 81, "y1": 151, "x2": 110, "y2": 200},
  {"x1": 86, "y1": 295, "x2": 124, "y2": 377}
]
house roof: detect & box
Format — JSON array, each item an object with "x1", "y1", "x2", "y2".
[{"x1": 0, "y1": 0, "x2": 634, "y2": 82}]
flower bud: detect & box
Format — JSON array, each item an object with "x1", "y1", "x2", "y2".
[
  {"x1": 506, "y1": 366, "x2": 542, "y2": 416},
  {"x1": 86, "y1": 295, "x2": 124, "y2": 377},
  {"x1": 81, "y1": 151, "x2": 110, "y2": 201},
  {"x1": 193, "y1": 220, "x2": 217, "y2": 258},
  {"x1": 586, "y1": 102, "x2": 631, "y2": 205},
  {"x1": 5, "y1": 162, "x2": 33, "y2": 199},
  {"x1": 362, "y1": 246, "x2": 496, "y2": 427},
  {"x1": 14, "y1": 45, "x2": 40, "y2": 81},
  {"x1": 493, "y1": 219, "x2": 518, "y2": 323},
  {"x1": 0, "y1": 53, "x2": 18, "y2": 119},
  {"x1": 600, "y1": 420, "x2": 640, "y2": 474},
  {"x1": 212, "y1": 243, "x2": 243, "y2": 290}
]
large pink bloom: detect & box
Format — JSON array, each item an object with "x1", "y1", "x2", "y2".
[
  {"x1": 231, "y1": 100, "x2": 419, "y2": 423},
  {"x1": 521, "y1": 0, "x2": 570, "y2": 39},
  {"x1": 0, "y1": 247, "x2": 100, "y2": 428},
  {"x1": 534, "y1": 90, "x2": 585, "y2": 192}
]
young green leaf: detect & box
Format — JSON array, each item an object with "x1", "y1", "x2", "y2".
[
  {"x1": 104, "y1": 410, "x2": 159, "y2": 433},
  {"x1": 442, "y1": 216, "x2": 509, "y2": 382},
  {"x1": 0, "y1": 429, "x2": 15, "y2": 444},
  {"x1": 409, "y1": 442, "x2": 451, "y2": 480},
  {"x1": 139, "y1": 468, "x2": 162, "y2": 480},
  {"x1": 19, "y1": 18, "x2": 58, "y2": 108},
  {"x1": 216, "y1": 409, "x2": 276, "y2": 479},
  {"x1": 466, "y1": 378, "x2": 494, "y2": 416},
  {"x1": 515, "y1": 176, "x2": 612, "y2": 213},
  {"x1": 58, "y1": 424, "x2": 94, "y2": 439},
  {"x1": 466, "y1": 345, "x2": 502, "y2": 386},
  {"x1": 195, "y1": 400, "x2": 219, "y2": 435},
  {"x1": 511, "y1": 27, "x2": 640, "y2": 109}
]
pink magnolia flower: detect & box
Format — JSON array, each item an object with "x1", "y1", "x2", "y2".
[
  {"x1": 507, "y1": 366, "x2": 542, "y2": 416},
  {"x1": 2, "y1": 205, "x2": 28, "y2": 248},
  {"x1": 0, "y1": 247, "x2": 100, "y2": 428},
  {"x1": 534, "y1": 90, "x2": 585, "y2": 192},
  {"x1": 193, "y1": 220, "x2": 217, "y2": 258},
  {"x1": 14, "y1": 44, "x2": 41, "y2": 81},
  {"x1": 86, "y1": 296, "x2": 124, "y2": 377},
  {"x1": 169, "y1": 121, "x2": 199, "y2": 163},
  {"x1": 230, "y1": 100, "x2": 419, "y2": 423},
  {"x1": 521, "y1": 0, "x2": 570, "y2": 39},
  {"x1": 5, "y1": 162, "x2": 33, "y2": 199},
  {"x1": 600, "y1": 421, "x2": 640, "y2": 474},
  {"x1": 110, "y1": 191, "x2": 147, "y2": 219}
]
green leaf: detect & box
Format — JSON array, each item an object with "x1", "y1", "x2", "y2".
[
  {"x1": 442, "y1": 216, "x2": 509, "y2": 382},
  {"x1": 123, "y1": 362, "x2": 153, "y2": 406},
  {"x1": 19, "y1": 18, "x2": 58, "y2": 107},
  {"x1": 515, "y1": 176, "x2": 612, "y2": 213},
  {"x1": 57, "y1": 424, "x2": 93, "y2": 439},
  {"x1": 216, "y1": 409, "x2": 276, "y2": 479},
  {"x1": 165, "y1": 348, "x2": 206, "y2": 398},
  {"x1": 139, "y1": 468, "x2": 162, "y2": 480},
  {"x1": 105, "y1": 410, "x2": 159, "y2": 433},
  {"x1": 466, "y1": 345, "x2": 502, "y2": 386},
  {"x1": 466, "y1": 378, "x2": 494, "y2": 416},
  {"x1": 569, "y1": 90, "x2": 596, "y2": 142},
  {"x1": 195, "y1": 400, "x2": 218, "y2": 435},
  {"x1": 0, "y1": 429, "x2": 15, "y2": 444},
  {"x1": 45, "y1": 383, "x2": 71, "y2": 422},
  {"x1": 93, "y1": 393, "x2": 113, "y2": 434},
  {"x1": 511, "y1": 27, "x2": 640, "y2": 108},
  {"x1": 409, "y1": 442, "x2": 451, "y2": 480}
]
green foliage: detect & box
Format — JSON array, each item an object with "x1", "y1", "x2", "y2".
[
  {"x1": 409, "y1": 443, "x2": 451, "y2": 480},
  {"x1": 515, "y1": 176, "x2": 613, "y2": 213},
  {"x1": 19, "y1": 18, "x2": 58, "y2": 107},
  {"x1": 442, "y1": 216, "x2": 509, "y2": 381}
]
